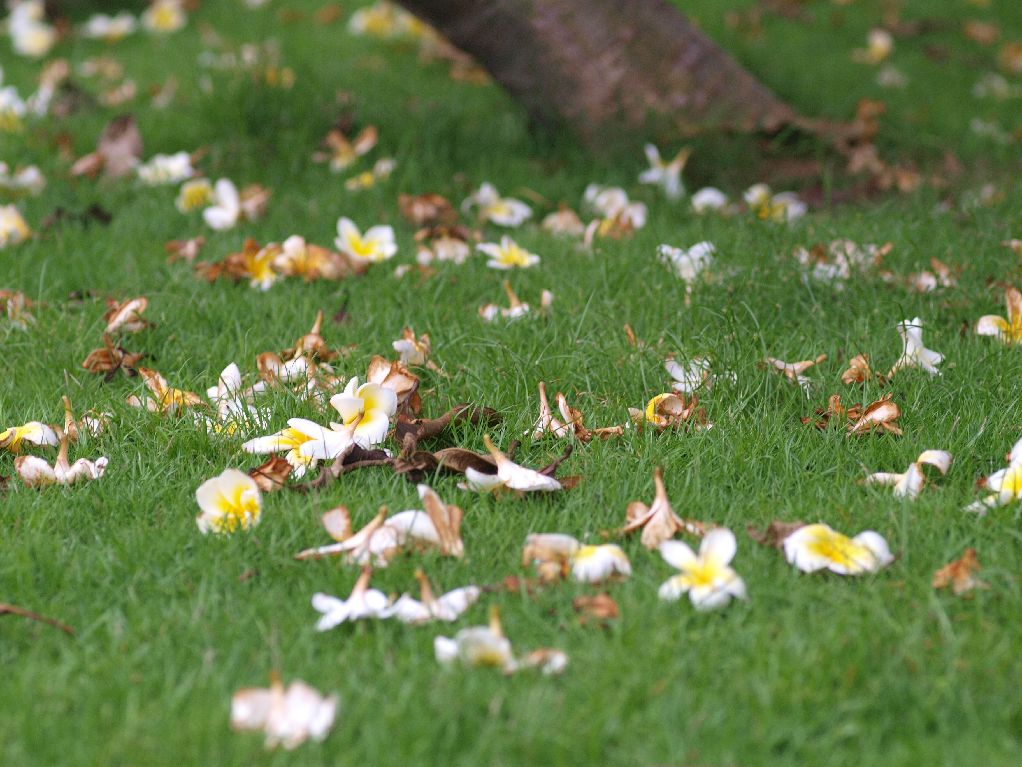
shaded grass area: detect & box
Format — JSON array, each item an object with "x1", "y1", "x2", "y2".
[{"x1": 2, "y1": 1, "x2": 1022, "y2": 765}]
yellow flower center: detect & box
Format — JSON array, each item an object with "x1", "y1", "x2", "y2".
[
  {"x1": 346, "y1": 233, "x2": 380, "y2": 259},
  {"x1": 213, "y1": 484, "x2": 260, "y2": 533},
  {"x1": 179, "y1": 183, "x2": 213, "y2": 211},
  {"x1": 498, "y1": 243, "x2": 532, "y2": 266},
  {"x1": 1000, "y1": 466, "x2": 1022, "y2": 496},
  {"x1": 678, "y1": 559, "x2": 723, "y2": 589},
  {"x1": 151, "y1": 6, "x2": 182, "y2": 31},
  {"x1": 804, "y1": 529, "x2": 873, "y2": 570}
]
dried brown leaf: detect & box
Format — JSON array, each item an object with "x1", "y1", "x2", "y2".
[
  {"x1": 747, "y1": 521, "x2": 806, "y2": 548},
  {"x1": 572, "y1": 594, "x2": 619, "y2": 624},
  {"x1": 933, "y1": 548, "x2": 987, "y2": 596},
  {"x1": 248, "y1": 456, "x2": 292, "y2": 492}
]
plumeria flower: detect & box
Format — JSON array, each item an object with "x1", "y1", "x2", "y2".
[
  {"x1": 965, "y1": 437, "x2": 1022, "y2": 514},
  {"x1": 328, "y1": 376, "x2": 397, "y2": 448},
  {"x1": 231, "y1": 674, "x2": 338, "y2": 751},
  {"x1": 976, "y1": 286, "x2": 1022, "y2": 343},
  {"x1": 529, "y1": 381, "x2": 622, "y2": 442},
  {"x1": 314, "y1": 126, "x2": 377, "y2": 172},
  {"x1": 137, "y1": 152, "x2": 193, "y2": 185},
  {"x1": 889, "y1": 317, "x2": 942, "y2": 377},
  {"x1": 744, "y1": 184, "x2": 807, "y2": 222},
  {"x1": 691, "y1": 187, "x2": 731, "y2": 214},
  {"x1": 103, "y1": 296, "x2": 149, "y2": 334},
  {"x1": 629, "y1": 392, "x2": 710, "y2": 430},
  {"x1": 783, "y1": 523, "x2": 894, "y2": 575},
  {"x1": 0, "y1": 162, "x2": 45, "y2": 197},
  {"x1": 764, "y1": 354, "x2": 827, "y2": 395},
  {"x1": 477, "y1": 235, "x2": 540, "y2": 270},
  {"x1": 853, "y1": 28, "x2": 894, "y2": 65},
  {"x1": 864, "y1": 450, "x2": 952, "y2": 499},
  {"x1": 658, "y1": 528, "x2": 747, "y2": 611},
  {"x1": 126, "y1": 368, "x2": 202, "y2": 414},
  {"x1": 296, "y1": 486, "x2": 464, "y2": 565},
  {"x1": 272, "y1": 235, "x2": 348, "y2": 280},
  {"x1": 81, "y1": 12, "x2": 138, "y2": 42},
  {"x1": 459, "y1": 435, "x2": 561, "y2": 494},
  {"x1": 0, "y1": 420, "x2": 58, "y2": 453},
  {"x1": 175, "y1": 178, "x2": 214, "y2": 213},
  {"x1": 195, "y1": 468, "x2": 261, "y2": 534},
  {"x1": 521, "y1": 533, "x2": 631, "y2": 583},
  {"x1": 0, "y1": 204, "x2": 30, "y2": 248},
  {"x1": 334, "y1": 217, "x2": 397, "y2": 265},
  {"x1": 203, "y1": 178, "x2": 243, "y2": 230},
  {"x1": 638, "y1": 144, "x2": 691, "y2": 200},
  {"x1": 541, "y1": 207, "x2": 585, "y2": 236},
  {"x1": 582, "y1": 184, "x2": 647, "y2": 227},
  {"x1": 311, "y1": 567, "x2": 392, "y2": 630},
  {"x1": 665, "y1": 356, "x2": 712, "y2": 393},
  {"x1": 461, "y1": 183, "x2": 532, "y2": 227},
  {"x1": 392, "y1": 327, "x2": 431, "y2": 366},
  {"x1": 658, "y1": 241, "x2": 714, "y2": 286},
  {"x1": 243, "y1": 419, "x2": 351, "y2": 478},
  {"x1": 142, "y1": 0, "x2": 186, "y2": 33},
  {"x1": 623, "y1": 467, "x2": 710, "y2": 549},
  {"x1": 344, "y1": 157, "x2": 395, "y2": 191},
  {"x1": 479, "y1": 281, "x2": 551, "y2": 322},
  {"x1": 435, "y1": 606, "x2": 516, "y2": 672},
  {"x1": 348, "y1": 1, "x2": 428, "y2": 41},
  {"x1": 8, "y1": 1, "x2": 56, "y2": 58},
  {"x1": 14, "y1": 435, "x2": 108, "y2": 488},
  {"x1": 386, "y1": 569, "x2": 480, "y2": 624}
]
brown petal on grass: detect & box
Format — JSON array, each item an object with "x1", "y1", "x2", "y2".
[
  {"x1": 801, "y1": 394, "x2": 860, "y2": 429},
  {"x1": 572, "y1": 594, "x2": 619, "y2": 625},
  {"x1": 284, "y1": 311, "x2": 336, "y2": 363},
  {"x1": 419, "y1": 485, "x2": 464, "y2": 557},
  {"x1": 621, "y1": 467, "x2": 710, "y2": 549},
  {"x1": 840, "y1": 354, "x2": 884, "y2": 385},
  {"x1": 103, "y1": 296, "x2": 149, "y2": 334},
  {"x1": 394, "y1": 404, "x2": 501, "y2": 450},
  {"x1": 847, "y1": 393, "x2": 902, "y2": 436},
  {"x1": 764, "y1": 354, "x2": 827, "y2": 384},
  {"x1": 71, "y1": 114, "x2": 143, "y2": 179},
  {"x1": 248, "y1": 456, "x2": 292, "y2": 492},
  {"x1": 165, "y1": 236, "x2": 206, "y2": 264},
  {"x1": 0, "y1": 603, "x2": 75, "y2": 636},
  {"x1": 932, "y1": 548, "x2": 988, "y2": 596},
  {"x1": 628, "y1": 393, "x2": 710, "y2": 431},
  {"x1": 366, "y1": 355, "x2": 420, "y2": 414},
  {"x1": 398, "y1": 193, "x2": 458, "y2": 227},
  {"x1": 747, "y1": 521, "x2": 806, "y2": 548}
]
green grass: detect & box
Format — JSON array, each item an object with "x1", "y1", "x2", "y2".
[{"x1": 2, "y1": 1, "x2": 1022, "y2": 765}]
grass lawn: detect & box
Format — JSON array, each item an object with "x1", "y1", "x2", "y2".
[{"x1": 2, "y1": 0, "x2": 1022, "y2": 764}]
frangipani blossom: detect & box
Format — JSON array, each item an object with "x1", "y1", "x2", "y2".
[
  {"x1": 783, "y1": 523, "x2": 894, "y2": 575},
  {"x1": 541, "y1": 207, "x2": 585, "y2": 236},
  {"x1": 195, "y1": 468, "x2": 262, "y2": 534},
  {"x1": 629, "y1": 392, "x2": 709, "y2": 430},
  {"x1": 435, "y1": 607, "x2": 516, "y2": 672},
  {"x1": 765, "y1": 354, "x2": 827, "y2": 395},
  {"x1": 0, "y1": 205, "x2": 30, "y2": 248},
  {"x1": 328, "y1": 377, "x2": 397, "y2": 447},
  {"x1": 103, "y1": 296, "x2": 149, "y2": 334},
  {"x1": 462, "y1": 183, "x2": 532, "y2": 227},
  {"x1": 231, "y1": 675, "x2": 338, "y2": 750},
  {"x1": 14, "y1": 435, "x2": 107, "y2": 487},
  {"x1": 142, "y1": 0, "x2": 186, "y2": 33},
  {"x1": 658, "y1": 242, "x2": 714, "y2": 285},
  {"x1": 864, "y1": 450, "x2": 953, "y2": 499},
  {"x1": 529, "y1": 382, "x2": 623, "y2": 442},
  {"x1": 311, "y1": 567, "x2": 391, "y2": 630},
  {"x1": 127, "y1": 368, "x2": 202, "y2": 414},
  {"x1": 658, "y1": 528, "x2": 746, "y2": 611},
  {"x1": 638, "y1": 144, "x2": 691, "y2": 200},
  {"x1": 137, "y1": 152, "x2": 193, "y2": 185},
  {"x1": 582, "y1": 185, "x2": 647, "y2": 228},
  {"x1": 0, "y1": 162, "x2": 45, "y2": 197},
  {"x1": 243, "y1": 419, "x2": 352, "y2": 478},
  {"x1": 386, "y1": 569, "x2": 480, "y2": 624},
  {"x1": 744, "y1": 184, "x2": 807, "y2": 222},
  {"x1": 344, "y1": 157, "x2": 395, "y2": 191},
  {"x1": 479, "y1": 281, "x2": 551, "y2": 322},
  {"x1": 691, "y1": 187, "x2": 730, "y2": 214},
  {"x1": 460, "y1": 435, "x2": 561, "y2": 494},
  {"x1": 205, "y1": 363, "x2": 265, "y2": 429},
  {"x1": 334, "y1": 217, "x2": 397, "y2": 264},
  {"x1": 623, "y1": 467, "x2": 709, "y2": 549},
  {"x1": 314, "y1": 126, "x2": 377, "y2": 172},
  {"x1": 0, "y1": 420, "x2": 58, "y2": 453},
  {"x1": 522, "y1": 533, "x2": 631, "y2": 583},
  {"x1": 203, "y1": 178, "x2": 242, "y2": 230},
  {"x1": 81, "y1": 12, "x2": 137, "y2": 42},
  {"x1": 966, "y1": 436, "x2": 1022, "y2": 514},
  {"x1": 392, "y1": 327, "x2": 431, "y2": 366},
  {"x1": 348, "y1": 1, "x2": 428, "y2": 41},
  {"x1": 665, "y1": 356, "x2": 711, "y2": 393},
  {"x1": 853, "y1": 28, "x2": 894, "y2": 65},
  {"x1": 175, "y1": 178, "x2": 214, "y2": 213},
  {"x1": 273, "y1": 235, "x2": 351, "y2": 280},
  {"x1": 976, "y1": 287, "x2": 1022, "y2": 343},
  {"x1": 889, "y1": 317, "x2": 942, "y2": 377},
  {"x1": 8, "y1": 1, "x2": 55, "y2": 58},
  {"x1": 477, "y1": 236, "x2": 540, "y2": 270}
]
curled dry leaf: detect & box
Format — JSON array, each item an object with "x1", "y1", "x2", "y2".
[
  {"x1": 398, "y1": 192, "x2": 457, "y2": 227},
  {"x1": 71, "y1": 114, "x2": 143, "y2": 179},
  {"x1": 126, "y1": 368, "x2": 202, "y2": 415},
  {"x1": 622, "y1": 466, "x2": 710, "y2": 549},
  {"x1": 530, "y1": 382, "x2": 623, "y2": 442},
  {"x1": 932, "y1": 548, "x2": 987, "y2": 596},
  {"x1": 283, "y1": 311, "x2": 336, "y2": 363},
  {"x1": 164, "y1": 236, "x2": 206, "y2": 264},
  {"x1": 0, "y1": 290, "x2": 36, "y2": 330},
  {"x1": 572, "y1": 594, "x2": 619, "y2": 624},
  {"x1": 394, "y1": 404, "x2": 501, "y2": 452},
  {"x1": 81, "y1": 333, "x2": 144, "y2": 377},
  {"x1": 747, "y1": 520, "x2": 806, "y2": 548},
  {"x1": 248, "y1": 455, "x2": 293, "y2": 492},
  {"x1": 103, "y1": 296, "x2": 149, "y2": 334},
  {"x1": 629, "y1": 392, "x2": 710, "y2": 430},
  {"x1": 840, "y1": 354, "x2": 885, "y2": 385},
  {"x1": 764, "y1": 354, "x2": 827, "y2": 393},
  {"x1": 365, "y1": 354, "x2": 420, "y2": 414},
  {"x1": 847, "y1": 393, "x2": 902, "y2": 436}
]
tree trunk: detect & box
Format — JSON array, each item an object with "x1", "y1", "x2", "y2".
[{"x1": 395, "y1": 0, "x2": 803, "y2": 144}]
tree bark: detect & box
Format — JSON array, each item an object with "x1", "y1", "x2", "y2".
[{"x1": 395, "y1": 0, "x2": 802, "y2": 144}]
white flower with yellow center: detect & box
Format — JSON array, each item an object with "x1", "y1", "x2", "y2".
[
  {"x1": 174, "y1": 177, "x2": 214, "y2": 213},
  {"x1": 334, "y1": 217, "x2": 397, "y2": 265},
  {"x1": 142, "y1": 0, "x2": 186, "y2": 33},
  {"x1": 462, "y1": 182, "x2": 532, "y2": 227},
  {"x1": 658, "y1": 528, "x2": 747, "y2": 610},
  {"x1": 744, "y1": 183, "x2": 807, "y2": 222},
  {"x1": 691, "y1": 187, "x2": 730, "y2": 214},
  {"x1": 328, "y1": 376, "x2": 397, "y2": 447},
  {"x1": 638, "y1": 144, "x2": 691, "y2": 200},
  {"x1": 783, "y1": 523, "x2": 893, "y2": 575},
  {"x1": 477, "y1": 236, "x2": 540, "y2": 270},
  {"x1": 9, "y1": 2, "x2": 55, "y2": 59},
  {"x1": 976, "y1": 287, "x2": 1022, "y2": 344},
  {"x1": 571, "y1": 544, "x2": 632, "y2": 584},
  {"x1": 864, "y1": 450, "x2": 952, "y2": 499},
  {"x1": 966, "y1": 437, "x2": 1022, "y2": 514},
  {"x1": 81, "y1": 12, "x2": 138, "y2": 42},
  {"x1": 435, "y1": 607, "x2": 516, "y2": 671},
  {"x1": 0, "y1": 205, "x2": 30, "y2": 248},
  {"x1": 889, "y1": 317, "x2": 943, "y2": 377},
  {"x1": 195, "y1": 468, "x2": 262, "y2": 535},
  {"x1": 137, "y1": 151, "x2": 194, "y2": 186},
  {"x1": 242, "y1": 418, "x2": 352, "y2": 478},
  {"x1": 583, "y1": 184, "x2": 647, "y2": 228},
  {"x1": 853, "y1": 28, "x2": 894, "y2": 65},
  {"x1": 203, "y1": 178, "x2": 242, "y2": 230},
  {"x1": 231, "y1": 675, "x2": 338, "y2": 751},
  {"x1": 0, "y1": 420, "x2": 58, "y2": 453}
]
